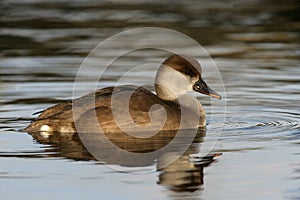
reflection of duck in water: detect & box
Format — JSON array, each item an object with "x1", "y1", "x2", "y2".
[
  {"x1": 28, "y1": 128, "x2": 220, "y2": 192},
  {"x1": 24, "y1": 54, "x2": 221, "y2": 134},
  {"x1": 157, "y1": 146, "x2": 221, "y2": 192}
]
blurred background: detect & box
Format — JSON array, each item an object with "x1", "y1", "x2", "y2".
[{"x1": 0, "y1": 0, "x2": 299, "y2": 200}]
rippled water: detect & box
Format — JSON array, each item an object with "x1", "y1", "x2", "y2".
[{"x1": 1, "y1": 0, "x2": 300, "y2": 199}]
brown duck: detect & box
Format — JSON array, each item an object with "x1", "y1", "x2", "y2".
[{"x1": 24, "y1": 54, "x2": 221, "y2": 134}]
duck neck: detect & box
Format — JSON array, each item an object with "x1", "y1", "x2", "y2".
[
  {"x1": 155, "y1": 83, "x2": 179, "y2": 103},
  {"x1": 155, "y1": 83, "x2": 206, "y2": 127}
]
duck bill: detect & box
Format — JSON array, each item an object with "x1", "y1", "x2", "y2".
[{"x1": 193, "y1": 79, "x2": 221, "y2": 100}]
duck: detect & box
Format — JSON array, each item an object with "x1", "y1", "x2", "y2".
[{"x1": 24, "y1": 54, "x2": 221, "y2": 134}]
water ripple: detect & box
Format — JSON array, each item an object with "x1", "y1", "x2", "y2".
[{"x1": 222, "y1": 109, "x2": 300, "y2": 140}]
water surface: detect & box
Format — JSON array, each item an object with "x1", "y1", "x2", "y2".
[{"x1": 1, "y1": 0, "x2": 300, "y2": 199}]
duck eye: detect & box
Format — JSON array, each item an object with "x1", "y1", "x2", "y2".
[{"x1": 185, "y1": 69, "x2": 193, "y2": 76}]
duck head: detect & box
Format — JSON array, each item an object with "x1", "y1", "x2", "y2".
[{"x1": 155, "y1": 54, "x2": 221, "y2": 102}]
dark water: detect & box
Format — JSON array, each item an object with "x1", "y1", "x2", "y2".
[{"x1": 1, "y1": 0, "x2": 300, "y2": 199}]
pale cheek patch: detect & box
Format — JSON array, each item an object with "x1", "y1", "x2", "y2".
[{"x1": 157, "y1": 66, "x2": 192, "y2": 94}]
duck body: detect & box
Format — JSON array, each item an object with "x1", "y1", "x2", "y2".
[
  {"x1": 24, "y1": 85, "x2": 204, "y2": 133},
  {"x1": 24, "y1": 55, "x2": 220, "y2": 134}
]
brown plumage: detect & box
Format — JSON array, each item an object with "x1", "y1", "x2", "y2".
[{"x1": 24, "y1": 54, "x2": 221, "y2": 134}]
